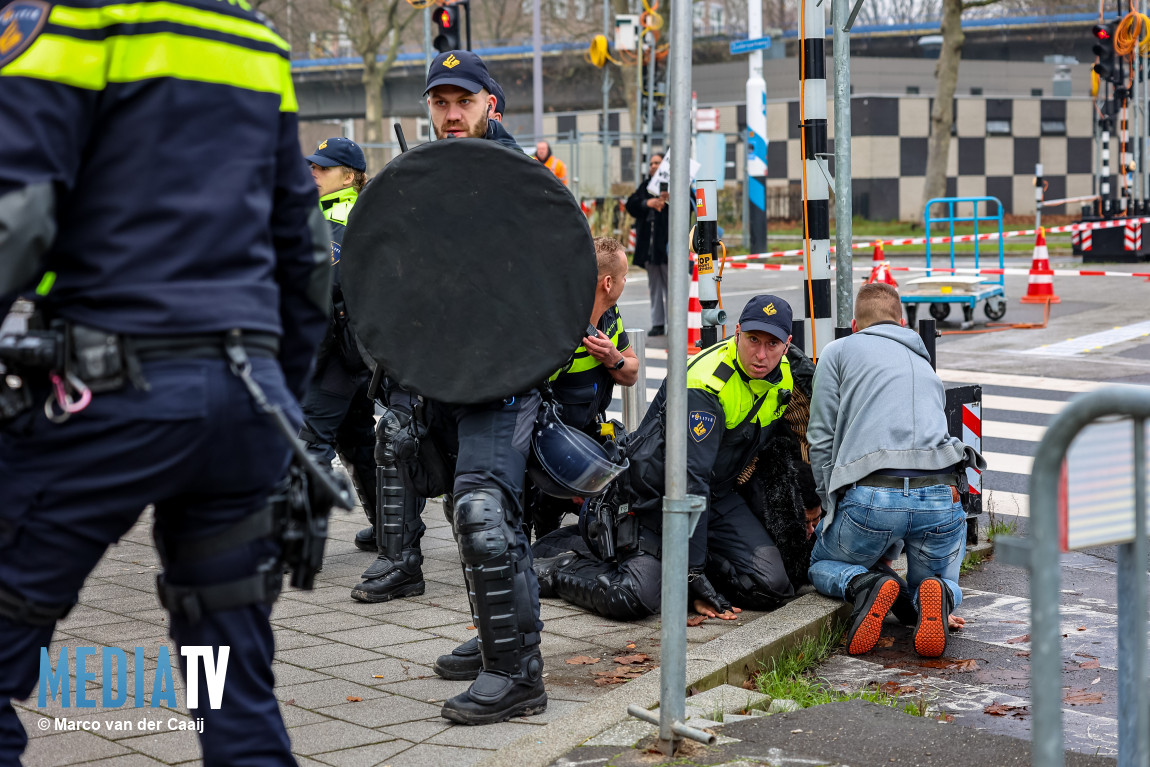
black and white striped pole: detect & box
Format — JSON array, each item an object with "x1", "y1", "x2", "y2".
[
  {"x1": 1101, "y1": 117, "x2": 1112, "y2": 217},
  {"x1": 799, "y1": 0, "x2": 832, "y2": 359},
  {"x1": 1035, "y1": 163, "x2": 1044, "y2": 233},
  {"x1": 1120, "y1": 103, "x2": 1130, "y2": 216}
]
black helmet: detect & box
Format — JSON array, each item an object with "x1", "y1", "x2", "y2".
[{"x1": 528, "y1": 404, "x2": 628, "y2": 499}]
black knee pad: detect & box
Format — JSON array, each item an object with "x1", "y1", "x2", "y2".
[{"x1": 453, "y1": 488, "x2": 513, "y2": 565}]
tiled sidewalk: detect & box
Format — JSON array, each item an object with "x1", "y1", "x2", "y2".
[{"x1": 14, "y1": 501, "x2": 759, "y2": 767}]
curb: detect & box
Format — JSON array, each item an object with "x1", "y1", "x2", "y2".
[{"x1": 476, "y1": 534, "x2": 997, "y2": 767}]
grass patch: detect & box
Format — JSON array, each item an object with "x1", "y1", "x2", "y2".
[
  {"x1": 984, "y1": 497, "x2": 1021, "y2": 542},
  {"x1": 752, "y1": 620, "x2": 935, "y2": 718},
  {"x1": 959, "y1": 550, "x2": 986, "y2": 575}
]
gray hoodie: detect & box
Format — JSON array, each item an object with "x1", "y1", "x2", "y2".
[{"x1": 807, "y1": 323, "x2": 985, "y2": 530}]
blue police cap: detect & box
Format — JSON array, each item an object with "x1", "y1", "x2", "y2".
[
  {"x1": 739, "y1": 295, "x2": 793, "y2": 342},
  {"x1": 488, "y1": 77, "x2": 506, "y2": 115},
  {"x1": 306, "y1": 137, "x2": 366, "y2": 172},
  {"x1": 424, "y1": 50, "x2": 493, "y2": 96}
]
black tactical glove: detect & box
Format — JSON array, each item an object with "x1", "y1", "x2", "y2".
[{"x1": 687, "y1": 568, "x2": 732, "y2": 613}]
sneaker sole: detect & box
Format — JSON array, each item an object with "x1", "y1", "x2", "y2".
[
  {"x1": 432, "y1": 661, "x2": 482, "y2": 681},
  {"x1": 915, "y1": 578, "x2": 947, "y2": 657},
  {"x1": 847, "y1": 578, "x2": 900, "y2": 655},
  {"x1": 349, "y1": 581, "x2": 425, "y2": 603},
  {"x1": 440, "y1": 693, "x2": 548, "y2": 725}
]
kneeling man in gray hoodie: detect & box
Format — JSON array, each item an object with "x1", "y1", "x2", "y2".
[{"x1": 806, "y1": 283, "x2": 985, "y2": 658}]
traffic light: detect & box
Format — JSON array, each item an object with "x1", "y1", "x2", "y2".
[
  {"x1": 433, "y1": 7, "x2": 461, "y2": 52},
  {"x1": 1092, "y1": 21, "x2": 1123, "y2": 88}
]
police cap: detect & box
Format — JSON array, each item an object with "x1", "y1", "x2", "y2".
[
  {"x1": 739, "y1": 295, "x2": 793, "y2": 342},
  {"x1": 306, "y1": 137, "x2": 366, "y2": 172},
  {"x1": 424, "y1": 50, "x2": 493, "y2": 96}
]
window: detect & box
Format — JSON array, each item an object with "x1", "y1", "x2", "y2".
[
  {"x1": 970, "y1": 87, "x2": 983, "y2": 95},
  {"x1": 575, "y1": 0, "x2": 589, "y2": 20},
  {"x1": 1031, "y1": 88, "x2": 1043, "y2": 97},
  {"x1": 986, "y1": 120, "x2": 1012, "y2": 135},
  {"x1": 416, "y1": 117, "x2": 431, "y2": 142},
  {"x1": 1041, "y1": 120, "x2": 1067, "y2": 136},
  {"x1": 906, "y1": 86, "x2": 920, "y2": 94}
]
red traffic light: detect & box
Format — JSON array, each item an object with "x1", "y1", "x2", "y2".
[
  {"x1": 438, "y1": 9, "x2": 454, "y2": 28},
  {"x1": 1093, "y1": 23, "x2": 1111, "y2": 40}
]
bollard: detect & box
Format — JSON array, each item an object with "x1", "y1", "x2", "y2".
[
  {"x1": 917, "y1": 318, "x2": 937, "y2": 371},
  {"x1": 622, "y1": 328, "x2": 647, "y2": 432}
]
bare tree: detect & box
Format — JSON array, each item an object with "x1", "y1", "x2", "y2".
[
  {"x1": 920, "y1": 0, "x2": 1001, "y2": 217},
  {"x1": 329, "y1": 0, "x2": 419, "y2": 170}
]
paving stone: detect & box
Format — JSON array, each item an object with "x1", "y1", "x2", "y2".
[
  {"x1": 275, "y1": 610, "x2": 382, "y2": 634},
  {"x1": 768, "y1": 698, "x2": 801, "y2": 713},
  {"x1": 684, "y1": 683, "x2": 771, "y2": 715},
  {"x1": 538, "y1": 636, "x2": 603, "y2": 659},
  {"x1": 115, "y1": 729, "x2": 201, "y2": 764},
  {"x1": 386, "y1": 743, "x2": 491, "y2": 767},
  {"x1": 377, "y1": 676, "x2": 471, "y2": 703},
  {"x1": 270, "y1": 600, "x2": 332, "y2": 621},
  {"x1": 379, "y1": 637, "x2": 463, "y2": 666},
  {"x1": 68, "y1": 620, "x2": 170, "y2": 645},
  {"x1": 428, "y1": 720, "x2": 541, "y2": 748},
  {"x1": 582, "y1": 719, "x2": 657, "y2": 747},
  {"x1": 21, "y1": 730, "x2": 131, "y2": 767},
  {"x1": 286, "y1": 719, "x2": 394, "y2": 756},
  {"x1": 389, "y1": 606, "x2": 473, "y2": 630},
  {"x1": 57, "y1": 606, "x2": 144, "y2": 631},
  {"x1": 277, "y1": 642, "x2": 389, "y2": 670},
  {"x1": 420, "y1": 622, "x2": 476, "y2": 643},
  {"x1": 272, "y1": 628, "x2": 331, "y2": 651},
  {"x1": 319, "y1": 658, "x2": 434, "y2": 688},
  {"x1": 310, "y1": 739, "x2": 414, "y2": 767},
  {"x1": 275, "y1": 678, "x2": 388, "y2": 710},
  {"x1": 281, "y1": 702, "x2": 332, "y2": 729},
  {"x1": 535, "y1": 615, "x2": 637, "y2": 639},
  {"x1": 314, "y1": 694, "x2": 445, "y2": 727},
  {"x1": 281, "y1": 586, "x2": 351, "y2": 606},
  {"x1": 67, "y1": 755, "x2": 167, "y2": 767},
  {"x1": 272, "y1": 661, "x2": 331, "y2": 687},
  {"x1": 506, "y1": 696, "x2": 584, "y2": 725},
  {"x1": 377, "y1": 719, "x2": 452, "y2": 743},
  {"x1": 319, "y1": 624, "x2": 436, "y2": 650}
]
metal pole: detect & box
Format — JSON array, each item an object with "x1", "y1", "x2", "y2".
[
  {"x1": 800, "y1": 0, "x2": 832, "y2": 360},
  {"x1": 832, "y1": 0, "x2": 853, "y2": 329},
  {"x1": 602, "y1": 0, "x2": 611, "y2": 199},
  {"x1": 660, "y1": 0, "x2": 694, "y2": 753},
  {"x1": 423, "y1": 7, "x2": 431, "y2": 73},
  {"x1": 621, "y1": 329, "x2": 647, "y2": 431},
  {"x1": 746, "y1": 0, "x2": 768, "y2": 254},
  {"x1": 532, "y1": 0, "x2": 543, "y2": 142},
  {"x1": 1116, "y1": 418, "x2": 1148, "y2": 767},
  {"x1": 645, "y1": 31, "x2": 656, "y2": 161},
  {"x1": 635, "y1": 33, "x2": 644, "y2": 187}
]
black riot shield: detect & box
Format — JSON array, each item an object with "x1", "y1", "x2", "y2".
[{"x1": 340, "y1": 138, "x2": 596, "y2": 404}]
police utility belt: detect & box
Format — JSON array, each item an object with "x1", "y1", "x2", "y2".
[{"x1": 0, "y1": 317, "x2": 278, "y2": 423}]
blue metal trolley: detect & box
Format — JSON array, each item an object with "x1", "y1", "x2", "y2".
[{"x1": 901, "y1": 196, "x2": 1008, "y2": 330}]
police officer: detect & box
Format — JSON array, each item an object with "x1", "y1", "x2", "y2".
[
  {"x1": 525, "y1": 236, "x2": 638, "y2": 539},
  {"x1": 366, "y1": 50, "x2": 548, "y2": 725},
  {"x1": 297, "y1": 137, "x2": 379, "y2": 549},
  {"x1": 533, "y1": 295, "x2": 798, "y2": 620},
  {"x1": 0, "y1": 0, "x2": 329, "y2": 763}
]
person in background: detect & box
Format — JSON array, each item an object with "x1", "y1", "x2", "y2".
[
  {"x1": 625, "y1": 153, "x2": 670, "y2": 336},
  {"x1": 535, "y1": 141, "x2": 568, "y2": 186}
]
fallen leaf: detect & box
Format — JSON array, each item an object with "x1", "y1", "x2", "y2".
[
  {"x1": 594, "y1": 667, "x2": 643, "y2": 678},
  {"x1": 878, "y1": 681, "x2": 918, "y2": 695},
  {"x1": 565, "y1": 655, "x2": 601, "y2": 665},
  {"x1": 614, "y1": 653, "x2": 650, "y2": 665},
  {"x1": 372, "y1": 675, "x2": 385, "y2": 679},
  {"x1": 285, "y1": 699, "x2": 296, "y2": 706},
  {"x1": 1006, "y1": 634, "x2": 1031, "y2": 644},
  {"x1": 874, "y1": 636, "x2": 895, "y2": 649},
  {"x1": 466, "y1": 625, "x2": 476, "y2": 630},
  {"x1": 919, "y1": 659, "x2": 979, "y2": 672},
  {"x1": 1064, "y1": 689, "x2": 1103, "y2": 705},
  {"x1": 1000, "y1": 620, "x2": 1027, "y2": 624},
  {"x1": 1074, "y1": 652, "x2": 1097, "y2": 659},
  {"x1": 1014, "y1": 651, "x2": 1030, "y2": 658},
  {"x1": 687, "y1": 615, "x2": 707, "y2": 627},
  {"x1": 1077, "y1": 626, "x2": 1087, "y2": 631},
  {"x1": 1078, "y1": 659, "x2": 1100, "y2": 670},
  {"x1": 625, "y1": 643, "x2": 636, "y2": 649},
  {"x1": 346, "y1": 696, "x2": 363, "y2": 702},
  {"x1": 742, "y1": 678, "x2": 757, "y2": 690},
  {"x1": 984, "y1": 702, "x2": 1027, "y2": 716}
]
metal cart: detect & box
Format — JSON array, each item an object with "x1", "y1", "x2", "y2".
[{"x1": 901, "y1": 196, "x2": 1008, "y2": 330}]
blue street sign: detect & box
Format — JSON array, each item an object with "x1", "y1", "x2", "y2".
[{"x1": 729, "y1": 36, "x2": 772, "y2": 55}]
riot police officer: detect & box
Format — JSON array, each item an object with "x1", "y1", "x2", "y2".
[
  {"x1": 360, "y1": 51, "x2": 549, "y2": 725},
  {"x1": 297, "y1": 137, "x2": 380, "y2": 547},
  {"x1": 524, "y1": 236, "x2": 638, "y2": 540},
  {"x1": 0, "y1": 0, "x2": 329, "y2": 763},
  {"x1": 533, "y1": 295, "x2": 798, "y2": 620}
]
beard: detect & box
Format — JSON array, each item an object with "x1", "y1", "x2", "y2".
[{"x1": 434, "y1": 113, "x2": 488, "y2": 140}]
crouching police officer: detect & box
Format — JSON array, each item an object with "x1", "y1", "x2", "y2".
[
  {"x1": 524, "y1": 236, "x2": 638, "y2": 540},
  {"x1": 533, "y1": 296, "x2": 798, "y2": 620},
  {"x1": 297, "y1": 137, "x2": 380, "y2": 544},
  {"x1": 0, "y1": 3, "x2": 329, "y2": 764}
]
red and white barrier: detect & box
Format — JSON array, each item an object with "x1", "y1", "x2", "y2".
[
  {"x1": 1081, "y1": 229, "x2": 1092, "y2": 251},
  {"x1": 687, "y1": 259, "x2": 702, "y2": 354},
  {"x1": 962, "y1": 402, "x2": 982, "y2": 499},
  {"x1": 1125, "y1": 219, "x2": 1143, "y2": 252}
]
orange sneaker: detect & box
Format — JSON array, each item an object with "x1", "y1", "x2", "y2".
[
  {"x1": 914, "y1": 577, "x2": 951, "y2": 658},
  {"x1": 844, "y1": 573, "x2": 900, "y2": 655}
]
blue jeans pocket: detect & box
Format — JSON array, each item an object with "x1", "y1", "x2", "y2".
[
  {"x1": 919, "y1": 511, "x2": 966, "y2": 569},
  {"x1": 831, "y1": 503, "x2": 893, "y2": 563}
]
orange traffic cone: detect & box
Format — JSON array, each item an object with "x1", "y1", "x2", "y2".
[
  {"x1": 687, "y1": 259, "x2": 702, "y2": 354},
  {"x1": 866, "y1": 240, "x2": 898, "y2": 287},
  {"x1": 1020, "y1": 227, "x2": 1061, "y2": 304}
]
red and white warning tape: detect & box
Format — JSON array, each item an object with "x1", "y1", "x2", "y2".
[{"x1": 722, "y1": 262, "x2": 1150, "y2": 278}]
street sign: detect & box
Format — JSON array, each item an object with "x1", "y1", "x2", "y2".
[
  {"x1": 695, "y1": 108, "x2": 719, "y2": 131},
  {"x1": 729, "y1": 36, "x2": 772, "y2": 55}
]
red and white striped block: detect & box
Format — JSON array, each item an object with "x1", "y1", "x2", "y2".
[
  {"x1": 963, "y1": 402, "x2": 982, "y2": 499},
  {"x1": 1125, "y1": 220, "x2": 1142, "y2": 251},
  {"x1": 627, "y1": 227, "x2": 636, "y2": 253},
  {"x1": 1080, "y1": 228, "x2": 1092, "y2": 251},
  {"x1": 1071, "y1": 229, "x2": 1080, "y2": 248}
]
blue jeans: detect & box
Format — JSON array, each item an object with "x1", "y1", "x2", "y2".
[{"x1": 808, "y1": 484, "x2": 966, "y2": 607}]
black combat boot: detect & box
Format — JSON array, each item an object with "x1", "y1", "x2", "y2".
[
  {"x1": 532, "y1": 551, "x2": 580, "y2": 598},
  {"x1": 440, "y1": 648, "x2": 547, "y2": 725},
  {"x1": 350, "y1": 550, "x2": 424, "y2": 603},
  {"x1": 869, "y1": 560, "x2": 918, "y2": 625},
  {"x1": 843, "y1": 571, "x2": 900, "y2": 655},
  {"x1": 354, "y1": 526, "x2": 376, "y2": 552},
  {"x1": 433, "y1": 637, "x2": 483, "y2": 681},
  {"x1": 550, "y1": 556, "x2": 652, "y2": 621}
]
